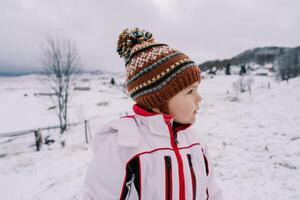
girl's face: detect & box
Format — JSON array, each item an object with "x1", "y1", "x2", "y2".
[{"x1": 167, "y1": 82, "x2": 202, "y2": 124}]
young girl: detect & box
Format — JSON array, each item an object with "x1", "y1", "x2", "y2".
[{"x1": 83, "y1": 28, "x2": 224, "y2": 200}]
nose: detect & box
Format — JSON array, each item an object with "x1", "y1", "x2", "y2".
[{"x1": 195, "y1": 93, "x2": 202, "y2": 104}]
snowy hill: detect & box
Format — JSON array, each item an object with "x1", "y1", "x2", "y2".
[
  {"x1": 199, "y1": 46, "x2": 299, "y2": 75},
  {"x1": 232, "y1": 46, "x2": 290, "y2": 65},
  {"x1": 0, "y1": 74, "x2": 299, "y2": 200}
]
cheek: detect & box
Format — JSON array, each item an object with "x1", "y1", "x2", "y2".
[
  {"x1": 168, "y1": 98, "x2": 195, "y2": 118},
  {"x1": 170, "y1": 103, "x2": 186, "y2": 115}
]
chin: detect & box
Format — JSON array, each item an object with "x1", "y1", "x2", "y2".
[
  {"x1": 189, "y1": 118, "x2": 196, "y2": 124},
  {"x1": 177, "y1": 117, "x2": 196, "y2": 125},
  {"x1": 189, "y1": 116, "x2": 196, "y2": 124},
  {"x1": 174, "y1": 113, "x2": 197, "y2": 124}
]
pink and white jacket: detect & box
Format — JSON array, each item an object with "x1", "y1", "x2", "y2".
[{"x1": 83, "y1": 104, "x2": 224, "y2": 200}]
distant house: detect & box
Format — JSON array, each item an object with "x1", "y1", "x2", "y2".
[
  {"x1": 207, "y1": 67, "x2": 217, "y2": 75},
  {"x1": 254, "y1": 68, "x2": 269, "y2": 76},
  {"x1": 264, "y1": 63, "x2": 275, "y2": 72}
]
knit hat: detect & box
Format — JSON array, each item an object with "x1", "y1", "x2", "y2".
[{"x1": 117, "y1": 28, "x2": 201, "y2": 110}]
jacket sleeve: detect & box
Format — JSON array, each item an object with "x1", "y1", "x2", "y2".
[
  {"x1": 83, "y1": 132, "x2": 128, "y2": 200},
  {"x1": 203, "y1": 143, "x2": 225, "y2": 200}
]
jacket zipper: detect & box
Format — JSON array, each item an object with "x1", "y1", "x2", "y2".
[
  {"x1": 174, "y1": 132, "x2": 179, "y2": 145},
  {"x1": 187, "y1": 154, "x2": 197, "y2": 200},
  {"x1": 167, "y1": 121, "x2": 186, "y2": 200},
  {"x1": 164, "y1": 156, "x2": 172, "y2": 200}
]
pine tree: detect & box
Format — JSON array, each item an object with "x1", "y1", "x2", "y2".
[
  {"x1": 110, "y1": 77, "x2": 115, "y2": 85},
  {"x1": 225, "y1": 63, "x2": 231, "y2": 75},
  {"x1": 239, "y1": 65, "x2": 247, "y2": 75}
]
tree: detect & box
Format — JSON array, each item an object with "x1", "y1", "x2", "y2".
[
  {"x1": 225, "y1": 63, "x2": 231, "y2": 75},
  {"x1": 239, "y1": 65, "x2": 247, "y2": 75},
  {"x1": 40, "y1": 38, "x2": 81, "y2": 134},
  {"x1": 276, "y1": 48, "x2": 300, "y2": 80},
  {"x1": 110, "y1": 77, "x2": 115, "y2": 85}
]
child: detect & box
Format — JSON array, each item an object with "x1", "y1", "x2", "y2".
[{"x1": 83, "y1": 28, "x2": 224, "y2": 200}]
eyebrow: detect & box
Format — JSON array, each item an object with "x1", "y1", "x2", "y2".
[{"x1": 189, "y1": 84, "x2": 198, "y2": 89}]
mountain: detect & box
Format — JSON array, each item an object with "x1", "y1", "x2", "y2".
[
  {"x1": 0, "y1": 67, "x2": 120, "y2": 77},
  {"x1": 0, "y1": 69, "x2": 42, "y2": 77},
  {"x1": 199, "y1": 46, "x2": 296, "y2": 70}
]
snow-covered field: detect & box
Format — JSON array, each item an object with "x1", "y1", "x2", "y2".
[{"x1": 0, "y1": 73, "x2": 299, "y2": 200}]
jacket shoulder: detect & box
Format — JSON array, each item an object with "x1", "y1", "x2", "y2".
[{"x1": 92, "y1": 117, "x2": 140, "y2": 153}]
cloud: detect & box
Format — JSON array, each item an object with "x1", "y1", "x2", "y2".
[{"x1": 0, "y1": 0, "x2": 299, "y2": 72}]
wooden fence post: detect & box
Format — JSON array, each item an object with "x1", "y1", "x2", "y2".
[
  {"x1": 84, "y1": 120, "x2": 88, "y2": 144},
  {"x1": 34, "y1": 129, "x2": 42, "y2": 151}
]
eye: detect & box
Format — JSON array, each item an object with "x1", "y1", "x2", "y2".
[{"x1": 187, "y1": 89, "x2": 194, "y2": 95}]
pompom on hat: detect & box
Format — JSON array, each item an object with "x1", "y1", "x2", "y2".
[{"x1": 117, "y1": 28, "x2": 201, "y2": 110}]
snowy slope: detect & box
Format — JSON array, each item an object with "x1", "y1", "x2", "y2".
[
  {"x1": 0, "y1": 74, "x2": 299, "y2": 200},
  {"x1": 196, "y1": 75, "x2": 300, "y2": 200}
]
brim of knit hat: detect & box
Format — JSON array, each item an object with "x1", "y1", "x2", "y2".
[{"x1": 135, "y1": 66, "x2": 201, "y2": 109}]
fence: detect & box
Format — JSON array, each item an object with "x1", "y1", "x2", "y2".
[{"x1": 0, "y1": 111, "x2": 129, "y2": 157}]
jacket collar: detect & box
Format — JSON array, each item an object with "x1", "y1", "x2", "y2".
[{"x1": 132, "y1": 104, "x2": 191, "y2": 136}]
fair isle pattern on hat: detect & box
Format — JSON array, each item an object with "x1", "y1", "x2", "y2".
[
  {"x1": 126, "y1": 45, "x2": 174, "y2": 76},
  {"x1": 117, "y1": 28, "x2": 201, "y2": 109},
  {"x1": 126, "y1": 51, "x2": 182, "y2": 85}
]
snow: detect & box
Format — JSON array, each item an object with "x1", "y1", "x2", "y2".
[
  {"x1": 0, "y1": 73, "x2": 299, "y2": 200},
  {"x1": 196, "y1": 75, "x2": 300, "y2": 199}
]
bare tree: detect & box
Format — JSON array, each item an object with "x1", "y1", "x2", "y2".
[
  {"x1": 276, "y1": 47, "x2": 300, "y2": 80},
  {"x1": 40, "y1": 38, "x2": 81, "y2": 134}
]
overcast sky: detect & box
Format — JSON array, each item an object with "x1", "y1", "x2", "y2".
[{"x1": 1, "y1": 0, "x2": 299, "y2": 72}]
